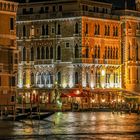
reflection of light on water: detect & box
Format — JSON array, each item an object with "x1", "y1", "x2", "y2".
[
  {"x1": 57, "y1": 112, "x2": 62, "y2": 116},
  {"x1": 67, "y1": 112, "x2": 76, "y2": 122},
  {"x1": 1, "y1": 112, "x2": 140, "y2": 139},
  {"x1": 24, "y1": 127, "x2": 33, "y2": 134},
  {"x1": 81, "y1": 113, "x2": 88, "y2": 120},
  {"x1": 54, "y1": 112, "x2": 63, "y2": 124}
]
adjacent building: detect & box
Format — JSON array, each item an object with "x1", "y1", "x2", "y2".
[
  {"x1": 0, "y1": 0, "x2": 18, "y2": 111},
  {"x1": 16, "y1": 0, "x2": 140, "y2": 108}
]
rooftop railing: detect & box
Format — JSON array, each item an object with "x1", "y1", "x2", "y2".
[{"x1": 17, "y1": 10, "x2": 119, "y2": 21}]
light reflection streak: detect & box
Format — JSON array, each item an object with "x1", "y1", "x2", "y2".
[{"x1": 0, "y1": 112, "x2": 139, "y2": 139}]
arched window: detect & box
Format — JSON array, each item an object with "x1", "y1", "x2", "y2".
[
  {"x1": 31, "y1": 73, "x2": 34, "y2": 85},
  {"x1": 23, "y1": 72, "x2": 26, "y2": 85},
  {"x1": 50, "y1": 46, "x2": 53, "y2": 59},
  {"x1": 114, "y1": 73, "x2": 116, "y2": 83},
  {"x1": 105, "y1": 25, "x2": 107, "y2": 35},
  {"x1": 98, "y1": 24, "x2": 100, "y2": 35},
  {"x1": 45, "y1": 72, "x2": 53, "y2": 85},
  {"x1": 107, "y1": 73, "x2": 110, "y2": 83},
  {"x1": 49, "y1": 72, "x2": 53, "y2": 84},
  {"x1": 116, "y1": 73, "x2": 118, "y2": 83},
  {"x1": 113, "y1": 26, "x2": 115, "y2": 36},
  {"x1": 41, "y1": 47, "x2": 45, "y2": 59},
  {"x1": 110, "y1": 47, "x2": 113, "y2": 59},
  {"x1": 75, "y1": 44, "x2": 79, "y2": 58},
  {"x1": 94, "y1": 45, "x2": 97, "y2": 58},
  {"x1": 46, "y1": 24, "x2": 48, "y2": 35},
  {"x1": 44, "y1": 73, "x2": 48, "y2": 85},
  {"x1": 57, "y1": 72, "x2": 61, "y2": 84},
  {"x1": 108, "y1": 26, "x2": 110, "y2": 36},
  {"x1": 95, "y1": 24, "x2": 97, "y2": 35},
  {"x1": 45, "y1": 73, "x2": 49, "y2": 85},
  {"x1": 108, "y1": 47, "x2": 110, "y2": 59},
  {"x1": 23, "y1": 25, "x2": 26, "y2": 37},
  {"x1": 75, "y1": 72, "x2": 79, "y2": 84},
  {"x1": 41, "y1": 73, "x2": 45, "y2": 85},
  {"x1": 46, "y1": 47, "x2": 49, "y2": 59},
  {"x1": 57, "y1": 46, "x2": 61, "y2": 60},
  {"x1": 96, "y1": 70, "x2": 98, "y2": 84},
  {"x1": 86, "y1": 72, "x2": 89, "y2": 85},
  {"x1": 105, "y1": 47, "x2": 107, "y2": 59},
  {"x1": 49, "y1": 73, "x2": 53, "y2": 84},
  {"x1": 37, "y1": 47, "x2": 40, "y2": 59},
  {"x1": 136, "y1": 44, "x2": 138, "y2": 61},
  {"x1": 37, "y1": 73, "x2": 41, "y2": 85},
  {"x1": 86, "y1": 23, "x2": 88, "y2": 34},
  {"x1": 86, "y1": 47, "x2": 89, "y2": 58},
  {"x1": 116, "y1": 48, "x2": 118, "y2": 59},
  {"x1": 58, "y1": 24, "x2": 61, "y2": 35},
  {"x1": 98, "y1": 71, "x2": 100, "y2": 84},
  {"x1": 128, "y1": 68, "x2": 130, "y2": 80},
  {"x1": 113, "y1": 48, "x2": 115, "y2": 59},
  {"x1": 105, "y1": 72, "x2": 107, "y2": 84},
  {"x1": 116, "y1": 27, "x2": 118, "y2": 36},
  {"x1": 128, "y1": 44, "x2": 130, "y2": 60},
  {"x1": 42, "y1": 25, "x2": 45, "y2": 36},
  {"x1": 30, "y1": 47, "x2": 34, "y2": 61},
  {"x1": 98, "y1": 46, "x2": 100, "y2": 58},
  {"x1": 137, "y1": 68, "x2": 139, "y2": 81},
  {"x1": 75, "y1": 22, "x2": 79, "y2": 34},
  {"x1": 114, "y1": 73, "x2": 118, "y2": 84},
  {"x1": 23, "y1": 47, "x2": 26, "y2": 61}
]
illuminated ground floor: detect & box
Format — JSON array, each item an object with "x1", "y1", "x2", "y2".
[
  {"x1": 18, "y1": 63, "x2": 122, "y2": 89},
  {"x1": 16, "y1": 63, "x2": 140, "y2": 111},
  {"x1": 17, "y1": 87, "x2": 140, "y2": 112}
]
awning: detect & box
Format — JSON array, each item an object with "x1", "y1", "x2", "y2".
[
  {"x1": 60, "y1": 93, "x2": 68, "y2": 98},
  {"x1": 61, "y1": 91, "x2": 86, "y2": 98}
]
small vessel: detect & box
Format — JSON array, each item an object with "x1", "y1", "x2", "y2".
[
  {"x1": 2, "y1": 113, "x2": 29, "y2": 121},
  {"x1": 28, "y1": 112, "x2": 55, "y2": 120}
]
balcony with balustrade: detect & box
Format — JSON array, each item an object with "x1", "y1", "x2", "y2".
[
  {"x1": 73, "y1": 58, "x2": 93, "y2": 64},
  {"x1": 72, "y1": 58, "x2": 121, "y2": 65},
  {"x1": 34, "y1": 59, "x2": 54, "y2": 65}
]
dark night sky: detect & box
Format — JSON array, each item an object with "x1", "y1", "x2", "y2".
[
  {"x1": 17, "y1": 0, "x2": 135, "y2": 10},
  {"x1": 103, "y1": 0, "x2": 135, "y2": 10}
]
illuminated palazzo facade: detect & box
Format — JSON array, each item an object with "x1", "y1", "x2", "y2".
[
  {"x1": 16, "y1": 0, "x2": 140, "y2": 104},
  {"x1": 0, "y1": 0, "x2": 18, "y2": 108}
]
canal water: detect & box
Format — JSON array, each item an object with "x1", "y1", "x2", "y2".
[{"x1": 0, "y1": 112, "x2": 139, "y2": 140}]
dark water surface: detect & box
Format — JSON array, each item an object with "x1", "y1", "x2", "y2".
[{"x1": 0, "y1": 112, "x2": 140, "y2": 140}]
